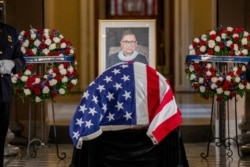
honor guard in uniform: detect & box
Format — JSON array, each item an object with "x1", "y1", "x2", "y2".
[{"x1": 0, "y1": 21, "x2": 25, "y2": 167}]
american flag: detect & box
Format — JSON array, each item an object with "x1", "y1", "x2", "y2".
[{"x1": 69, "y1": 62, "x2": 182, "y2": 149}]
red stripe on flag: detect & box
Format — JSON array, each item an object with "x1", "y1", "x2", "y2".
[
  {"x1": 149, "y1": 80, "x2": 182, "y2": 144},
  {"x1": 146, "y1": 65, "x2": 160, "y2": 122},
  {"x1": 156, "y1": 83, "x2": 174, "y2": 116},
  {"x1": 152, "y1": 109, "x2": 182, "y2": 143}
]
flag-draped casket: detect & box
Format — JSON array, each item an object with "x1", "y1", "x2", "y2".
[{"x1": 69, "y1": 61, "x2": 182, "y2": 149}]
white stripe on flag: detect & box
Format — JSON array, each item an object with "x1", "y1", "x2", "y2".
[
  {"x1": 134, "y1": 63, "x2": 149, "y2": 125},
  {"x1": 157, "y1": 73, "x2": 168, "y2": 102}
]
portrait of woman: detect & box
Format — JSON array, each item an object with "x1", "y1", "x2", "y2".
[{"x1": 106, "y1": 28, "x2": 149, "y2": 68}]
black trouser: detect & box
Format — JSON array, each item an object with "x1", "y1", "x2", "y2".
[{"x1": 0, "y1": 102, "x2": 11, "y2": 167}]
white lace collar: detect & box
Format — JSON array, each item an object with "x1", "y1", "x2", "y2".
[{"x1": 118, "y1": 51, "x2": 138, "y2": 61}]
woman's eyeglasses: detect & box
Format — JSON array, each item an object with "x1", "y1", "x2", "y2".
[{"x1": 121, "y1": 40, "x2": 137, "y2": 46}]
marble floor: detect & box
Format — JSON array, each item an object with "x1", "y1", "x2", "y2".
[
  {"x1": 4, "y1": 92, "x2": 250, "y2": 166},
  {"x1": 3, "y1": 142, "x2": 250, "y2": 167}
]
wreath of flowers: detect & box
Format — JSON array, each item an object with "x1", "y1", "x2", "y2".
[
  {"x1": 185, "y1": 26, "x2": 250, "y2": 102},
  {"x1": 11, "y1": 28, "x2": 79, "y2": 102}
]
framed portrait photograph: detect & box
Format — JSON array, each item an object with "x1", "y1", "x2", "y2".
[{"x1": 98, "y1": 19, "x2": 156, "y2": 74}]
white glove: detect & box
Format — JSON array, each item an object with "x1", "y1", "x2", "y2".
[{"x1": 0, "y1": 60, "x2": 15, "y2": 74}]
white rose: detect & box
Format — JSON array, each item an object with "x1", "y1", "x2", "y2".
[
  {"x1": 193, "y1": 38, "x2": 200, "y2": 43},
  {"x1": 62, "y1": 76, "x2": 68, "y2": 83},
  {"x1": 216, "y1": 88, "x2": 223, "y2": 94},
  {"x1": 53, "y1": 37, "x2": 60, "y2": 43},
  {"x1": 49, "y1": 79, "x2": 58, "y2": 86},
  {"x1": 59, "y1": 88, "x2": 66, "y2": 95},
  {"x1": 242, "y1": 65, "x2": 246, "y2": 71},
  {"x1": 21, "y1": 76, "x2": 28, "y2": 82},
  {"x1": 48, "y1": 69, "x2": 53, "y2": 74},
  {"x1": 211, "y1": 77, "x2": 218, "y2": 83},
  {"x1": 19, "y1": 30, "x2": 25, "y2": 37},
  {"x1": 60, "y1": 43, "x2": 67, "y2": 48},
  {"x1": 201, "y1": 34, "x2": 207, "y2": 41},
  {"x1": 210, "y1": 83, "x2": 217, "y2": 89},
  {"x1": 215, "y1": 36, "x2": 221, "y2": 42},
  {"x1": 190, "y1": 74, "x2": 196, "y2": 80},
  {"x1": 45, "y1": 38, "x2": 52, "y2": 45},
  {"x1": 58, "y1": 64, "x2": 64, "y2": 70},
  {"x1": 35, "y1": 78, "x2": 41, "y2": 84},
  {"x1": 214, "y1": 45, "x2": 220, "y2": 52},
  {"x1": 233, "y1": 44, "x2": 239, "y2": 51},
  {"x1": 21, "y1": 47, "x2": 26, "y2": 54},
  {"x1": 200, "y1": 46, "x2": 206, "y2": 52},
  {"x1": 226, "y1": 40, "x2": 233, "y2": 47},
  {"x1": 59, "y1": 69, "x2": 67, "y2": 75},
  {"x1": 218, "y1": 76, "x2": 223, "y2": 81},
  {"x1": 233, "y1": 66, "x2": 238, "y2": 72},
  {"x1": 199, "y1": 86, "x2": 206, "y2": 93},
  {"x1": 70, "y1": 49, "x2": 74, "y2": 54},
  {"x1": 35, "y1": 96, "x2": 42, "y2": 103},
  {"x1": 209, "y1": 30, "x2": 216, "y2": 35},
  {"x1": 24, "y1": 69, "x2": 31, "y2": 75},
  {"x1": 241, "y1": 38, "x2": 248, "y2": 45},
  {"x1": 49, "y1": 43, "x2": 56, "y2": 50},
  {"x1": 32, "y1": 48, "x2": 37, "y2": 55},
  {"x1": 206, "y1": 71, "x2": 212, "y2": 76},
  {"x1": 30, "y1": 33, "x2": 36, "y2": 40},
  {"x1": 24, "y1": 89, "x2": 31, "y2": 96},
  {"x1": 208, "y1": 40, "x2": 216, "y2": 48},
  {"x1": 11, "y1": 75, "x2": 18, "y2": 83},
  {"x1": 44, "y1": 28, "x2": 49, "y2": 34},
  {"x1": 188, "y1": 44, "x2": 194, "y2": 50},
  {"x1": 244, "y1": 31, "x2": 249, "y2": 37},
  {"x1": 235, "y1": 50, "x2": 241, "y2": 56},
  {"x1": 206, "y1": 63, "x2": 212, "y2": 69},
  {"x1": 246, "y1": 82, "x2": 250, "y2": 90},
  {"x1": 42, "y1": 48, "x2": 50, "y2": 55},
  {"x1": 235, "y1": 76, "x2": 241, "y2": 83},
  {"x1": 241, "y1": 49, "x2": 248, "y2": 56},
  {"x1": 23, "y1": 39, "x2": 30, "y2": 47},
  {"x1": 221, "y1": 33, "x2": 227, "y2": 39},
  {"x1": 189, "y1": 49, "x2": 196, "y2": 55},
  {"x1": 42, "y1": 86, "x2": 50, "y2": 94},
  {"x1": 67, "y1": 66, "x2": 74, "y2": 73},
  {"x1": 239, "y1": 83, "x2": 245, "y2": 90},
  {"x1": 199, "y1": 77, "x2": 204, "y2": 83},
  {"x1": 71, "y1": 79, "x2": 78, "y2": 85},
  {"x1": 227, "y1": 27, "x2": 233, "y2": 32},
  {"x1": 59, "y1": 34, "x2": 64, "y2": 39},
  {"x1": 224, "y1": 90, "x2": 230, "y2": 96},
  {"x1": 43, "y1": 75, "x2": 48, "y2": 79},
  {"x1": 34, "y1": 39, "x2": 41, "y2": 47},
  {"x1": 226, "y1": 75, "x2": 232, "y2": 81},
  {"x1": 232, "y1": 33, "x2": 239, "y2": 38}
]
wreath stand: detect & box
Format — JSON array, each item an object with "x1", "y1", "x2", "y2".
[
  {"x1": 200, "y1": 89, "x2": 244, "y2": 159},
  {"x1": 186, "y1": 55, "x2": 250, "y2": 159},
  {"x1": 23, "y1": 56, "x2": 74, "y2": 160}
]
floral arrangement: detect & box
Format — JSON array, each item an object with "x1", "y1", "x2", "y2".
[
  {"x1": 185, "y1": 26, "x2": 250, "y2": 102},
  {"x1": 18, "y1": 28, "x2": 75, "y2": 57},
  {"x1": 12, "y1": 28, "x2": 79, "y2": 102}
]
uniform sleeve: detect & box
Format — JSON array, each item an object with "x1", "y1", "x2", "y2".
[{"x1": 11, "y1": 28, "x2": 26, "y2": 74}]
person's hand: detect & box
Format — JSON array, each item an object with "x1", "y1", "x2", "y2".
[{"x1": 0, "y1": 60, "x2": 15, "y2": 74}]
